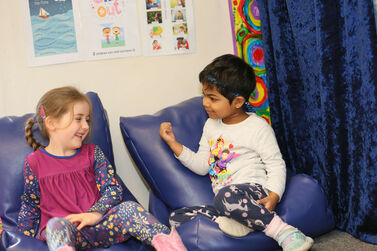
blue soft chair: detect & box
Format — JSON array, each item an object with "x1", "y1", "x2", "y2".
[
  {"x1": 119, "y1": 97, "x2": 335, "y2": 251},
  {"x1": 0, "y1": 92, "x2": 151, "y2": 251}
]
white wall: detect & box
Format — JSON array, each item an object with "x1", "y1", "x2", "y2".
[{"x1": 0, "y1": 0, "x2": 234, "y2": 207}]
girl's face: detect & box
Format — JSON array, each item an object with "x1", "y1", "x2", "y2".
[
  {"x1": 112, "y1": 27, "x2": 120, "y2": 34},
  {"x1": 48, "y1": 101, "x2": 90, "y2": 155},
  {"x1": 202, "y1": 84, "x2": 244, "y2": 124}
]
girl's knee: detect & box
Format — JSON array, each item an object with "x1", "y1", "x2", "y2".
[
  {"x1": 46, "y1": 217, "x2": 78, "y2": 237},
  {"x1": 46, "y1": 217, "x2": 69, "y2": 230},
  {"x1": 119, "y1": 200, "x2": 143, "y2": 210}
]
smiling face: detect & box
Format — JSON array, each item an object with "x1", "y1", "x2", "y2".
[
  {"x1": 112, "y1": 27, "x2": 121, "y2": 35},
  {"x1": 103, "y1": 28, "x2": 111, "y2": 35},
  {"x1": 46, "y1": 100, "x2": 91, "y2": 156},
  {"x1": 202, "y1": 83, "x2": 247, "y2": 124}
]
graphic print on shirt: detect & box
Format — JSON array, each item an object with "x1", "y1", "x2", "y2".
[{"x1": 208, "y1": 136, "x2": 239, "y2": 185}]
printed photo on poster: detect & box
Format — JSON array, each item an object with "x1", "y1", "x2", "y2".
[
  {"x1": 147, "y1": 11, "x2": 163, "y2": 24},
  {"x1": 171, "y1": 9, "x2": 186, "y2": 22},
  {"x1": 146, "y1": 0, "x2": 162, "y2": 10},
  {"x1": 170, "y1": 0, "x2": 185, "y2": 8},
  {"x1": 175, "y1": 37, "x2": 189, "y2": 50},
  {"x1": 172, "y1": 23, "x2": 187, "y2": 35}
]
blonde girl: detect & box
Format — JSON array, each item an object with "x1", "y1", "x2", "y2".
[{"x1": 18, "y1": 86, "x2": 186, "y2": 251}]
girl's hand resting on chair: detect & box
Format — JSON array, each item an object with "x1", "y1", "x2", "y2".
[
  {"x1": 257, "y1": 191, "x2": 280, "y2": 211},
  {"x1": 65, "y1": 212, "x2": 103, "y2": 230}
]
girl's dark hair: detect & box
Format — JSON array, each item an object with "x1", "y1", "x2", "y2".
[
  {"x1": 199, "y1": 54, "x2": 256, "y2": 103},
  {"x1": 25, "y1": 86, "x2": 93, "y2": 151}
]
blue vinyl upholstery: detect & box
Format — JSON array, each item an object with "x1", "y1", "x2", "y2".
[{"x1": 120, "y1": 96, "x2": 335, "y2": 251}]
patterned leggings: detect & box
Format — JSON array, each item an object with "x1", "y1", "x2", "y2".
[
  {"x1": 45, "y1": 201, "x2": 170, "y2": 250},
  {"x1": 169, "y1": 183, "x2": 275, "y2": 231}
]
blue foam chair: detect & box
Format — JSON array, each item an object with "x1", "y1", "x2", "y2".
[
  {"x1": 119, "y1": 96, "x2": 335, "y2": 251},
  {"x1": 0, "y1": 92, "x2": 151, "y2": 251}
]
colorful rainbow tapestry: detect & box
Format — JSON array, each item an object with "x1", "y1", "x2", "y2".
[{"x1": 228, "y1": 0, "x2": 271, "y2": 124}]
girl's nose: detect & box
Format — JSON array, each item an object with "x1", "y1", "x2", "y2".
[
  {"x1": 82, "y1": 120, "x2": 89, "y2": 130},
  {"x1": 202, "y1": 97, "x2": 209, "y2": 108}
]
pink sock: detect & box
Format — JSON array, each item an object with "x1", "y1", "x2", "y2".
[
  {"x1": 56, "y1": 247, "x2": 76, "y2": 251},
  {"x1": 151, "y1": 227, "x2": 186, "y2": 251},
  {"x1": 263, "y1": 214, "x2": 292, "y2": 241}
]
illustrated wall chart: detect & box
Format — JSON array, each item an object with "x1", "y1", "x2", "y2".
[
  {"x1": 228, "y1": 0, "x2": 271, "y2": 124},
  {"x1": 79, "y1": 0, "x2": 140, "y2": 61},
  {"x1": 24, "y1": 0, "x2": 195, "y2": 66}
]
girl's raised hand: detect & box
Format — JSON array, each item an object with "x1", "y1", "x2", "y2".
[
  {"x1": 159, "y1": 122, "x2": 176, "y2": 144},
  {"x1": 159, "y1": 122, "x2": 183, "y2": 157},
  {"x1": 65, "y1": 212, "x2": 103, "y2": 230}
]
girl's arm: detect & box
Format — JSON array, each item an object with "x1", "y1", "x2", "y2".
[
  {"x1": 17, "y1": 161, "x2": 41, "y2": 237},
  {"x1": 253, "y1": 122, "x2": 286, "y2": 201},
  {"x1": 160, "y1": 122, "x2": 210, "y2": 175},
  {"x1": 87, "y1": 146, "x2": 123, "y2": 214}
]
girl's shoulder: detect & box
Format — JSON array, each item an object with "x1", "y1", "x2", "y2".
[
  {"x1": 25, "y1": 148, "x2": 43, "y2": 164},
  {"x1": 246, "y1": 113, "x2": 271, "y2": 128},
  {"x1": 81, "y1": 143, "x2": 99, "y2": 158},
  {"x1": 83, "y1": 144, "x2": 108, "y2": 159},
  {"x1": 204, "y1": 118, "x2": 221, "y2": 127}
]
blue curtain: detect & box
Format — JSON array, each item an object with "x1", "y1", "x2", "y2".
[{"x1": 257, "y1": 0, "x2": 377, "y2": 244}]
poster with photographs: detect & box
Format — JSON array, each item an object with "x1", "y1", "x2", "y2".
[
  {"x1": 23, "y1": 0, "x2": 193, "y2": 66},
  {"x1": 140, "y1": 0, "x2": 196, "y2": 56}
]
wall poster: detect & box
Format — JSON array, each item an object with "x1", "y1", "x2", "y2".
[
  {"x1": 24, "y1": 0, "x2": 196, "y2": 66},
  {"x1": 140, "y1": 0, "x2": 196, "y2": 56},
  {"x1": 79, "y1": 0, "x2": 140, "y2": 60},
  {"x1": 24, "y1": 0, "x2": 140, "y2": 66},
  {"x1": 24, "y1": 0, "x2": 82, "y2": 66}
]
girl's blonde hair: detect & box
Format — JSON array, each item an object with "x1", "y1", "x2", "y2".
[{"x1": 25, "y1": 86, "x2": 93, "y2": 151}]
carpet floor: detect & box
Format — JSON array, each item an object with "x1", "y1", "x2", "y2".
[
  {"x1": 273, "y1": 229, "x2": 377, "y2": 250},
  {"x1": 311, "y1": 230, "x2": 377, "y2": 251}
]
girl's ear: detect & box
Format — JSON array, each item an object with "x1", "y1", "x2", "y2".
[
  {"x1": 232, "y1": 96, "x2": 246, "y2": 109},
  {"x1": 44, "y1": 117, "x2": 56, "y2": 131}
]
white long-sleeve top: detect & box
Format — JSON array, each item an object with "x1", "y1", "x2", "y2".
[{"x1": 177, "y1": 113, "x2": 286, "y2": 199}]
